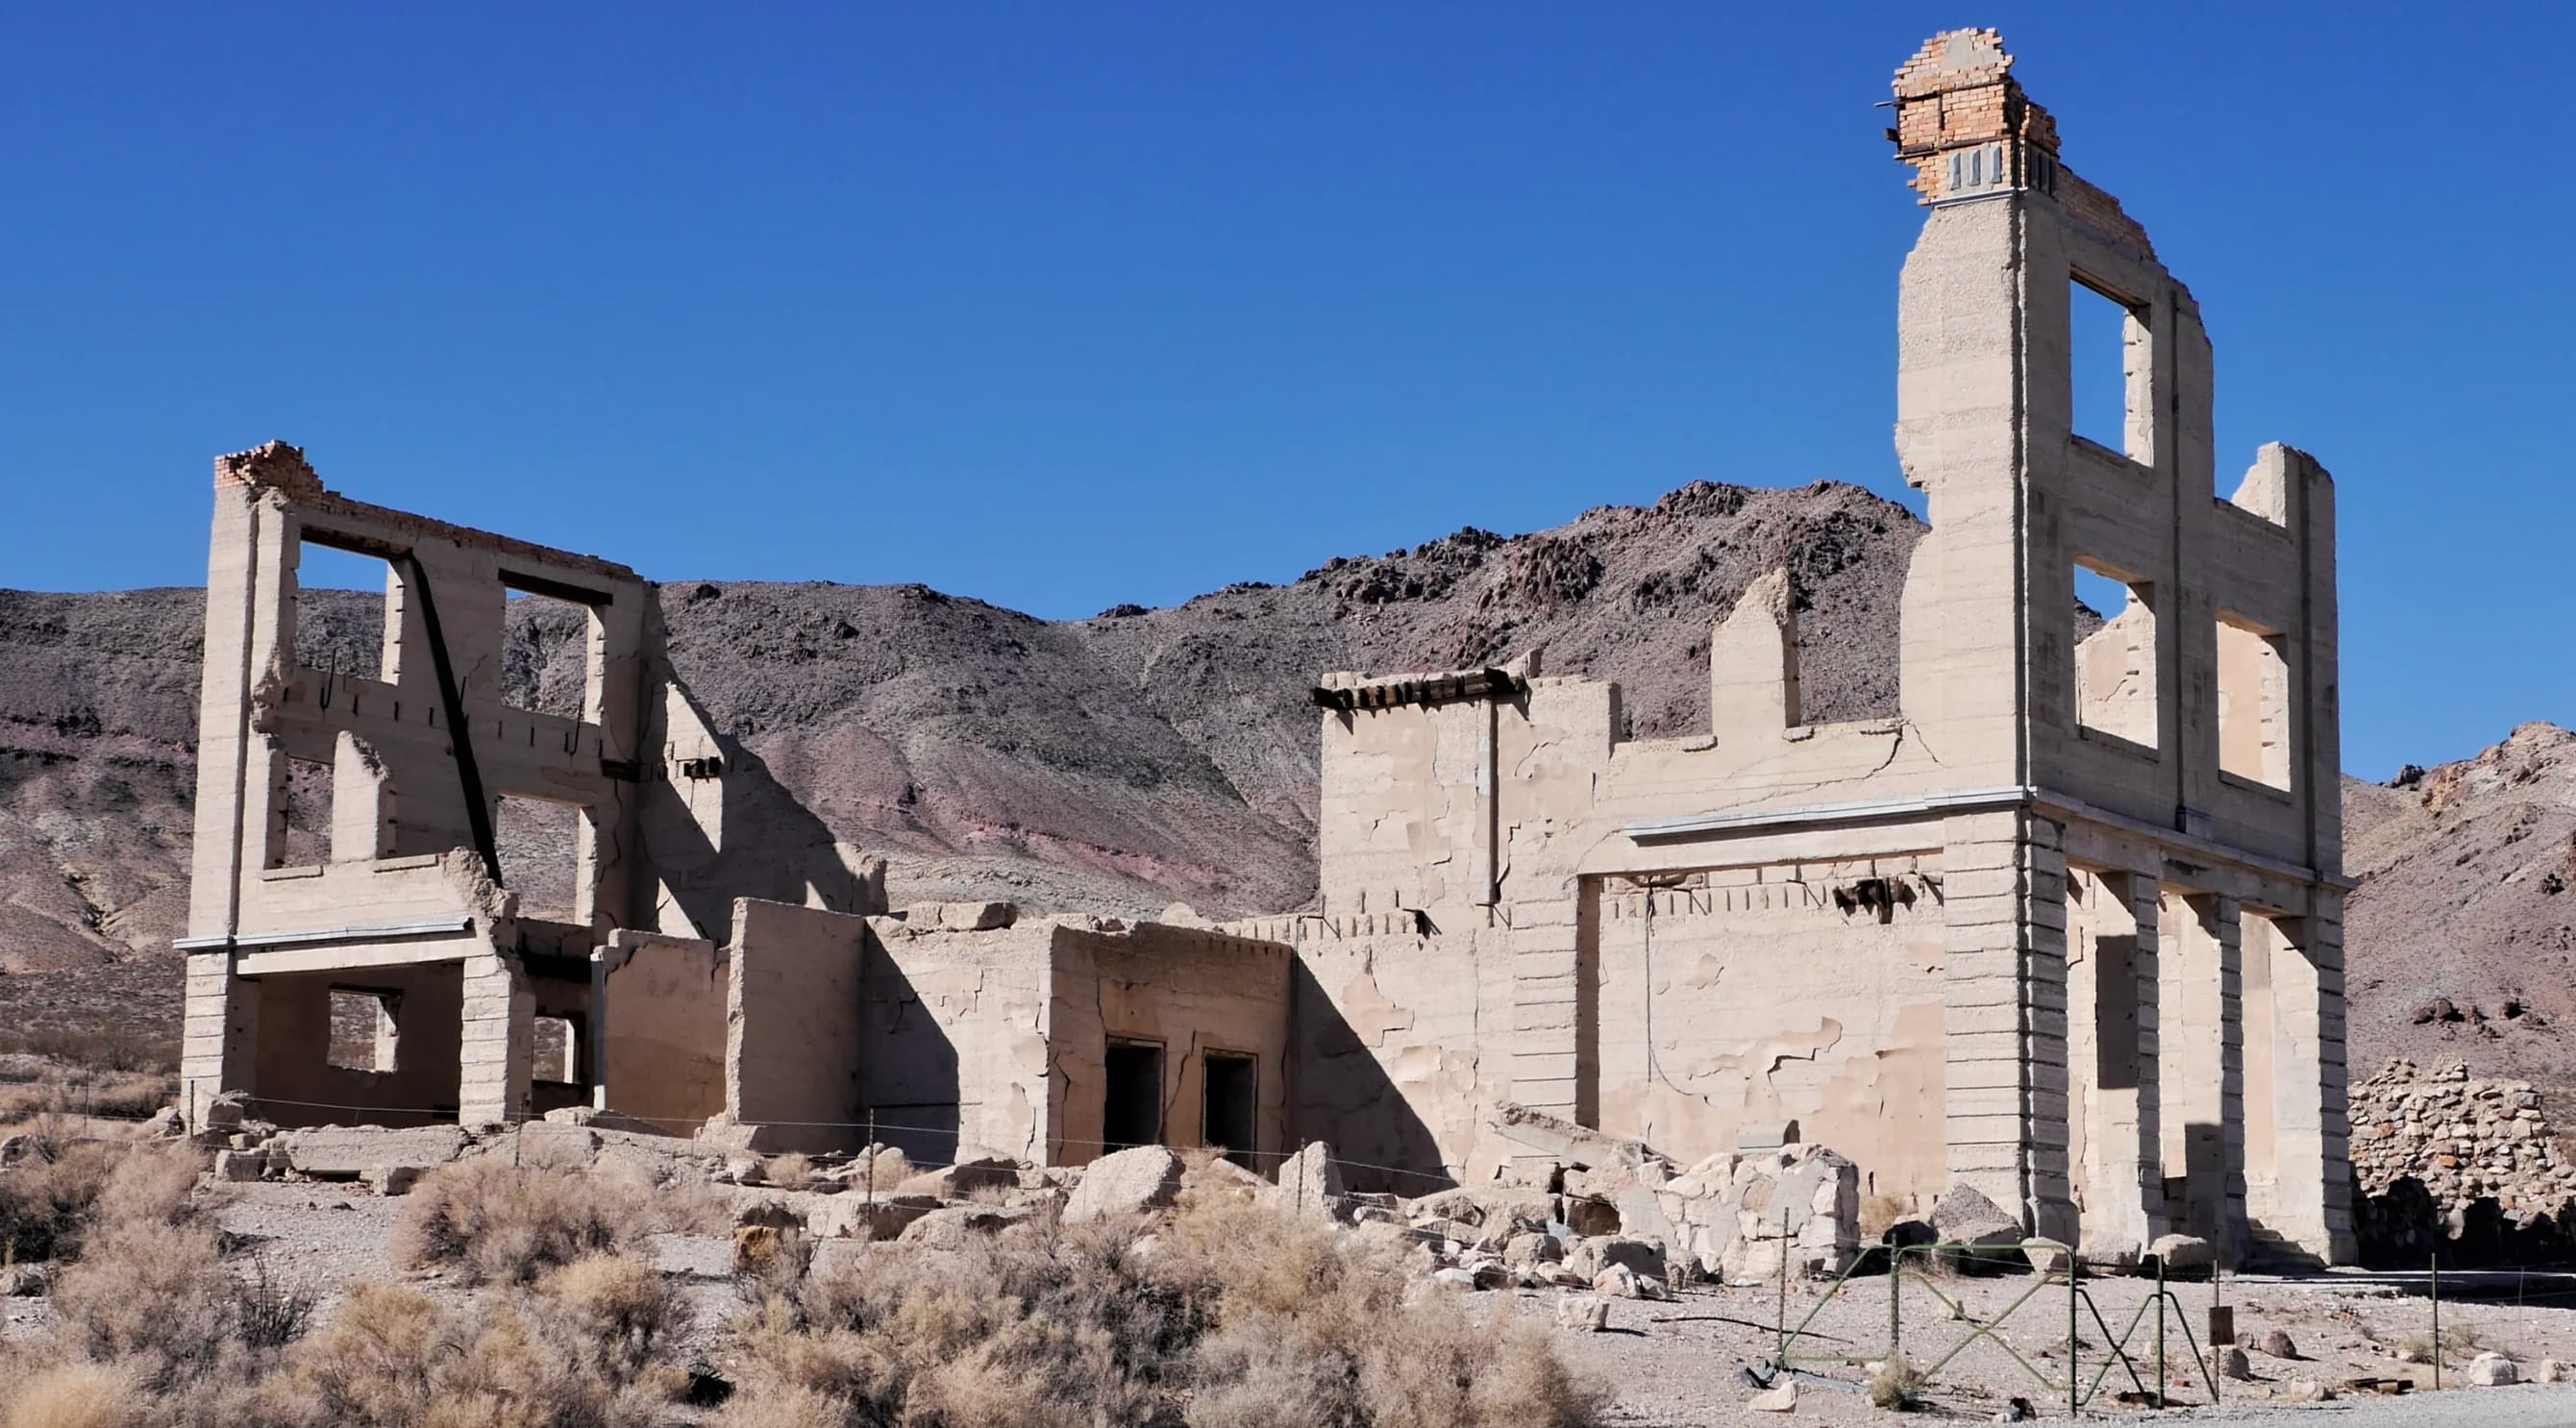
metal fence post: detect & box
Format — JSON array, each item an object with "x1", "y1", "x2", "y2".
[
  {"x1": 2431, "y1": 1253, "x2": 2441, "y2": 1390},
  {"x1": 2068, "y1": 1250, "x2": 2080, "y2": 1418},
  {"x1": 1775, "y1": 1206, "x2": 1790, "y2": 1366},
  {"x1": 2154, "y1": 1258, "x2": 2167, "y2": 1407}
]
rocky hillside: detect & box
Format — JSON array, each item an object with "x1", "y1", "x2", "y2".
[
  {"x1": 4, "y1": 478, "x2": 2566, "y2": 1106},
  {"x1": 2343, "y1": 723, "x2": 2576, "y2": 1100},
  {"x1": 0, "y1": 479, "x2": 1915, "y2": 968}
]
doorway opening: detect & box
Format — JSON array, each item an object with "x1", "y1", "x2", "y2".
[
  {"x1": 1201, "y1": 1052, "x2": 1256, "y2": 1169},
  {"x1": 1102, "y1": 1041, "x2": 1164, "y2": 1152}
]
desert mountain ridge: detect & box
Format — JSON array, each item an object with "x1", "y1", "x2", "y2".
[{"x1": 1, "y1": 477, "x2": 2566, "y2": 1098}]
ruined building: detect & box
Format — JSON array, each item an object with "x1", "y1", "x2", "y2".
[{"x1": 179, "y1": 30, "x2": 2354, "y2": 1266}]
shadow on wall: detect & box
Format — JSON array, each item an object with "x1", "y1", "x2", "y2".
[
  {"x1": 855, "y1": 946, "x2": 962, "y2": 1169},
  {"x1": 2355, "y1": 1174, "x2": 2576, "y2": 1268},
  {"x1": 1288, "y1": 957, "x2": 1449, "y2": 1195},
  {"x1": 641, "y1": 604, "x2": 884, "y2": 946}
]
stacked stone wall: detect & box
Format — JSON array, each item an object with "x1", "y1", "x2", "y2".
[{"x1": 2349, "y1": 1058, "x2": 2571, "y2": 1213}]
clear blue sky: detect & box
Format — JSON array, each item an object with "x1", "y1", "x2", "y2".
[{"x1": 3, "y1": 4, "x2": 2565, "y2": 779}]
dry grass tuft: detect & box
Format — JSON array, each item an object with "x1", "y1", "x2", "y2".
[
  {"x1": 764, "y1": 1152, "x2": 817, "y2": 1191},
  {"x1": 1859, "y1": 1192, "x2": 1912, "y2": 1242},
  {"x1": 0, "y1": 1360, "x2": 143, "y2": 1428},
  {"x1": 1869, "y1": 1355, "x2": 1927, "y2": 1411}
]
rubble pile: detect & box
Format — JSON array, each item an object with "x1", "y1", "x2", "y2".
[{"x1": 2349, "y1": 1058, "x2": 2574, "y2": 1212}]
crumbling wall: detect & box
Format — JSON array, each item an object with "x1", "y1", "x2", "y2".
[{"x1": 2351, "y1": 1060, "x2": 2573, "y2": 1214}]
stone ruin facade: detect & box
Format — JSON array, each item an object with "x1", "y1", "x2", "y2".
[{"x1": 178, "y1": 28, "x2": 2356, "y2": 1268}]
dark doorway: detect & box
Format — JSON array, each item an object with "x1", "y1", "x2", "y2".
[
  {"x1": 1103, "y1": 1041, "x2": 1164, "y2": 1151},
  {"x1": 1201, "y1": 1052, "x2": 1256, "y2": 1169}
]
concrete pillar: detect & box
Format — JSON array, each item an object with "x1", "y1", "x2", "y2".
[
  {"x1": 2161, "y1": 890, "x2": 2247, "y2": 1261},
  {"x1": 1940, "y1": 809, "x2": 2075, "y2": 1241},
  {"x1": 180, "y1": 952, "x2": 259, "y2": 1127},
  {"x1": 2068, "y1": 868, "x2": 2166, "y2": 1260},
  {"x1": 2245, "y1": 903, "x2": 2354, "y2": 1263},
  {"x1": 459, "y1": 951, "x2": 533, "y2": 1128}
]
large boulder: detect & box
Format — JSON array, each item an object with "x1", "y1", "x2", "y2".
[
  {"x1": 1927, "y1": 1184, "x2": 2025, "y2": 1274},
  {"x1": 1267, "y1": 1142, "x2": 1346, "y2": 1219},
  {"x1": 1566, "y1": 1235, "x2": 1667, "y2": 1283},
  {"x1": 805, "y1": 1193, "x2": 940, "y2": 1241},
  {"x1": 271, "y1": 1125, "x2": 468, "y2": 1179},
  {"x1": 1063, "y1": 1145, "x2": 1183, "y2": 1223},
  {"x1": 898, "y1": 1204, "x2": 1032, "y2": 1250},
  {"x1": 2466, "y1": 1352, "x2": 2520, "y2": 1387}
]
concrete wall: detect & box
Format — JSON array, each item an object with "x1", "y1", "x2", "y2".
[
  {"x1": 855, "y1": 920, "x2": 1057, "y2": 1165},
  {"x1": 598, "y1": 929, "x2": 728, "y2": 1134},
  {"x1": 723, "y1": 899, "x2": 867, "y2": 1154}
]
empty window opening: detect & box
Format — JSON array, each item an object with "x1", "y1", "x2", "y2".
[
  {"x1": 2069, "y1": 276, "x2": 2146, "y2": 457},
  {"x1": 293, "y1": 539, "x2": 395, "y2": 682},
  {"x1": 326, "y1": 989, "x2": 398, "y2": 1072},
  {"x1": 2071, "y1": 561, "x2": 2159, "y2": 750},
  {"x1": 1201, "y1": 1052, "x2": 1256, "y2": 1169},
  {"x1": 2217, "y1": 613, "x2": 2291, "y2": 789},
  {"x1": 273, "y1": 755, "x2": 334, "y2": 868},
  {"x1": 500, "y1": 584, "x2": 595, "y2": 720},
  {"x1": 534, "y1": 1017, "x2": 580, "y2": 1084},
  {"x1": 493, "y1": 795, "x2": 584, "y2": 923},
  {"x1": 1102, "y1": 1041, "x2": 1165, "y2": 1152}
]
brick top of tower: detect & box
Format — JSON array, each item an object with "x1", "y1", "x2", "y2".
[{"x1": 1889, "y1": 30, "x2": 2062, "y2": 207}]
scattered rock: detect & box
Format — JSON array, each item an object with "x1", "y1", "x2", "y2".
[
  {"x1": 2260, "y1": 1328, "x2": 2298, "y2": 1360},
  {"x1": 360, "y1": 1166, "x2": 422, "y2": 1196},
  {"x1": 2217, "y1": 1346, "x2": 2251, "y2": 1381},
  {"x1": 1747, "y1": 1380, "x2": 1797, "y2": 1413},
  {"x1": 2536, "y1": 1359, "x2": 2576, "y2": 1384},
  {"x1": 2465, "y1": 1351, "x2": 2520, "y2": 1387},
  {"x1": 1063, "y1": 1145, "x2": 1184, "y2": 1223},
  {"x1": 2276, "y1": 1379, "x2": 2331, "y2": 1403},
  {"x1": 1929, "y1": 1184, "x2": 2024, "y2": 1273},
  {"x1": 1554, "y1": 1293, "x2": 1608, "y2": 1332},
  {"x1": 211, "y1": 1148, "x2": 271, "y2": 1183},
  {"x1": 2145, "y1": 1233, "x2": 2214, "y2": 1272}
]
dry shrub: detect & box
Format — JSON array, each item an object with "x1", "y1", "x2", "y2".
[
  {"x1": 720, "y1": 1196, "x2": 1601, "y2": 1428},
  {"x1": 543, "y1": 1253, "x2": 690, "y2": 1382},
  {"x1": 272, "y1": 1280, "x2": 681, "y2": 1428},
  {"x1": 0, "y1": 1138, "x2": 119, "y2": 1261},
  {"x1": 0, "y1": 1360, "x2": 143, "y2": 1428},
  {"x1": 94, "y1": 1141, "x2": 207, "y2": 1231},
  {"x1": 1172, "y1": 1197, "x2": 1598, "y2": 1428},
  {"x1": 50, "y1": 1221, "x2": 239, "y2": 1391},
  {"x1": 392, "y1": 1158, "x2": 710, "y2": 1285}
]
